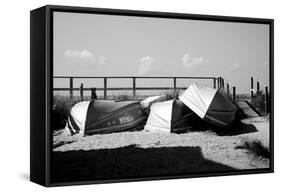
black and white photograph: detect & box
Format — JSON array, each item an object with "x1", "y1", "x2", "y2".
[
  {"x1": 2, "y1": 0, "x2": 281, "y2": 191},
  {"x1": 50, "y1": 8, "x2": 273, "y2": 184}
]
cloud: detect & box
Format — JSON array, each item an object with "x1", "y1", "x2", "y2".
[
  {"x1": 138, "y1": 56, "x2": 155, "y2": 76},
  {"x1": 64, "y1": 49, "x2": 94, "y2": 59},
  {"x1": 182, "y1": 54, "x2": 205, "y2": 71}
]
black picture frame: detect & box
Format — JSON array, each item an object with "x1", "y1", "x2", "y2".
[{"x1": 30, "y1": 5, "x2": 274, "y2": 187}]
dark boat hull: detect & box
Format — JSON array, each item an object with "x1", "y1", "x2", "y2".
[
  {"x1": 84, "y1": 102, "x2": 147, "y2": 135},
  {"x1": 67, "y1": 100, "x2": 147, "y2": 136}
]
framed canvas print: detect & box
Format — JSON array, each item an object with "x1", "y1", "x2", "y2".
[{"x1": 30, "y1": 5, "x2": 274, "y2": 187}]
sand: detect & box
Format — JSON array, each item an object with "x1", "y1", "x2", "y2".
[{"x1": 53, "y1": 116, "x2": 270, "y2": 170}]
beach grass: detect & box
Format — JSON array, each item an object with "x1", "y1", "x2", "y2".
[{"x1": 235, "y1": 137, "x2": 270, "y2": 159}]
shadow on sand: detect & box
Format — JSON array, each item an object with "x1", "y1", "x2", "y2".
[
  {"x1": 51, "y1": 146, "x2": 235, "y2": 183},
  {"x1": 174, "y1": 118, "x2": 258, "y2": 137},
  {"x1": 210, "y1": 122, "x2": 258, "y2": 136}
]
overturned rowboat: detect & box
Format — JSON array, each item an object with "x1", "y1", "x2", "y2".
[
  {"x1": 144, "y1": 83, "x2": 238, "y2": 133},
  {"x1": 179, "y1": 83, "x2": 237, "y2": 128},
  {"x1": 144, "y1": 99, "x2": 201, "y2": 133},
  {"x1": 66, "y1": 100, "x2": 147, "y2": 135}
]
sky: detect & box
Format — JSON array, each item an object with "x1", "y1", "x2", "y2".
[{"x1": 53, "y1": 12, "x2": 270, "y2": 94}]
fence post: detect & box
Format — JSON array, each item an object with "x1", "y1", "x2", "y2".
[
  {"x1": 251, "y1": 77, "x2": 254, "y2": 100},
  {"x1": 91, "y1": 87, "x2": 97, "y2": 100},
  {"x1": 232, "y1": 87, "x2": 236, "y2": 102},
  {"x1": 173, "y1": 77, "x2": 177, "y2": 93},
  {"x1": 222, "y1": 78, "x2": 225, "y2": 90},
  {"x1": 69, "y1": 77, "x2": 73, "y2": 99},
  {"x1": 213, "y1": 78, "x2": 216, "y2": 89},
  {"x1": 227, "y1": 83, "x2": 230, "y2": 95},
  {"x1": 217, "y1": 77, "x2": 220, "y2": 88},
  {"x1": 257, "y1": 81, "x2": 260, "y2": 94},
  {"x1": 265, "y1": 86, "x2": 269, "y2": 115},
  {"x1": 132, "y1": 77, "x2": 136, "y2": 98},
  {"x1": 80, "y1": 83, "x2": 83, "y2": 101},
  {"x1": 104, "y1": 77, "x2": 107, "y2": 99}
]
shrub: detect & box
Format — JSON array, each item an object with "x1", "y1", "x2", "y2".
[
  {"x1": 251, "y1": 91, "x2": 266, "y2": 115},
  {"x1": 114, "y1": 94, "x2": 131, "y2": 101},
  {"x1": 163, "y1": 89, "x2": 180, "y2": 100},
  {"x1": 52, "y1": 95, "x2": 81, "y2": 131}
]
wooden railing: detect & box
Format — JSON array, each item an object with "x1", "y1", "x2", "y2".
[{"x1": 53, "y1": 76, "x2": 219, "y2": 99}]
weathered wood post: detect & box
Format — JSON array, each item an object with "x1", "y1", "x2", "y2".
[
  {"x1": 257, "y1": 81, "x2": 260, "y2": 94},
  {"x1": 265, "y1": 86, "x2": 269, "y2": 115},
  {"x1": 91, "y1": 87, "x2": 97, "y2": 100},
  {"x1": 251, "y1": 77, "x2": 254, "y2": 100},
  {"x1": 104, "y1": 77, "x2": 107, "y2": 99},
  {"x1": 232, "y1": 86, "x2": 236, "y2": 102},
  {"x1": 132, "y1": 77, "x2": 136, "y2": 98},
  {"x1": 69, "y1": 77, "x2": 73, "y2": 99},
  {"x1": 173, "y1": 77, "x2": 177, "y2": 93},
  {"x1": 80, "y1": 83, "x2": 83, "y2": 101},
  {"x1": 213, "y1": 78, "x2": 216, "y2": 89},
  {"x1": 227, "y1": 83, "x2": 230, "y2": 95}
]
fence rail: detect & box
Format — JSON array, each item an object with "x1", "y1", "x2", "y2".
[{"x1": 53, "y1": 87, "x2": 192, "y2": 91}]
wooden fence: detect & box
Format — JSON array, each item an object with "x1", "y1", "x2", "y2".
[
  {"x1": 53, "y1": 76, "x2": 225, "y2": 99},
  {"x1": 53, "y1": 75, "x2": 270, "y2": 115}
]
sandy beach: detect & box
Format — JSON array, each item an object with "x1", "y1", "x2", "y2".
[{"x1": 51, "y1": 116, "x2": 270, "y2": 183}]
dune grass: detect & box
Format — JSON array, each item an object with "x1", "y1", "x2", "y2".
[
  {"x1": 52, "y1": 95, "x2": 82, "y2": 131},
  {"x1": 251, "y1": 91, "x2": 267, "y2": 115},
  {"x1": 235, "y1": 137, "x2": 270, "y2": 159}
]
